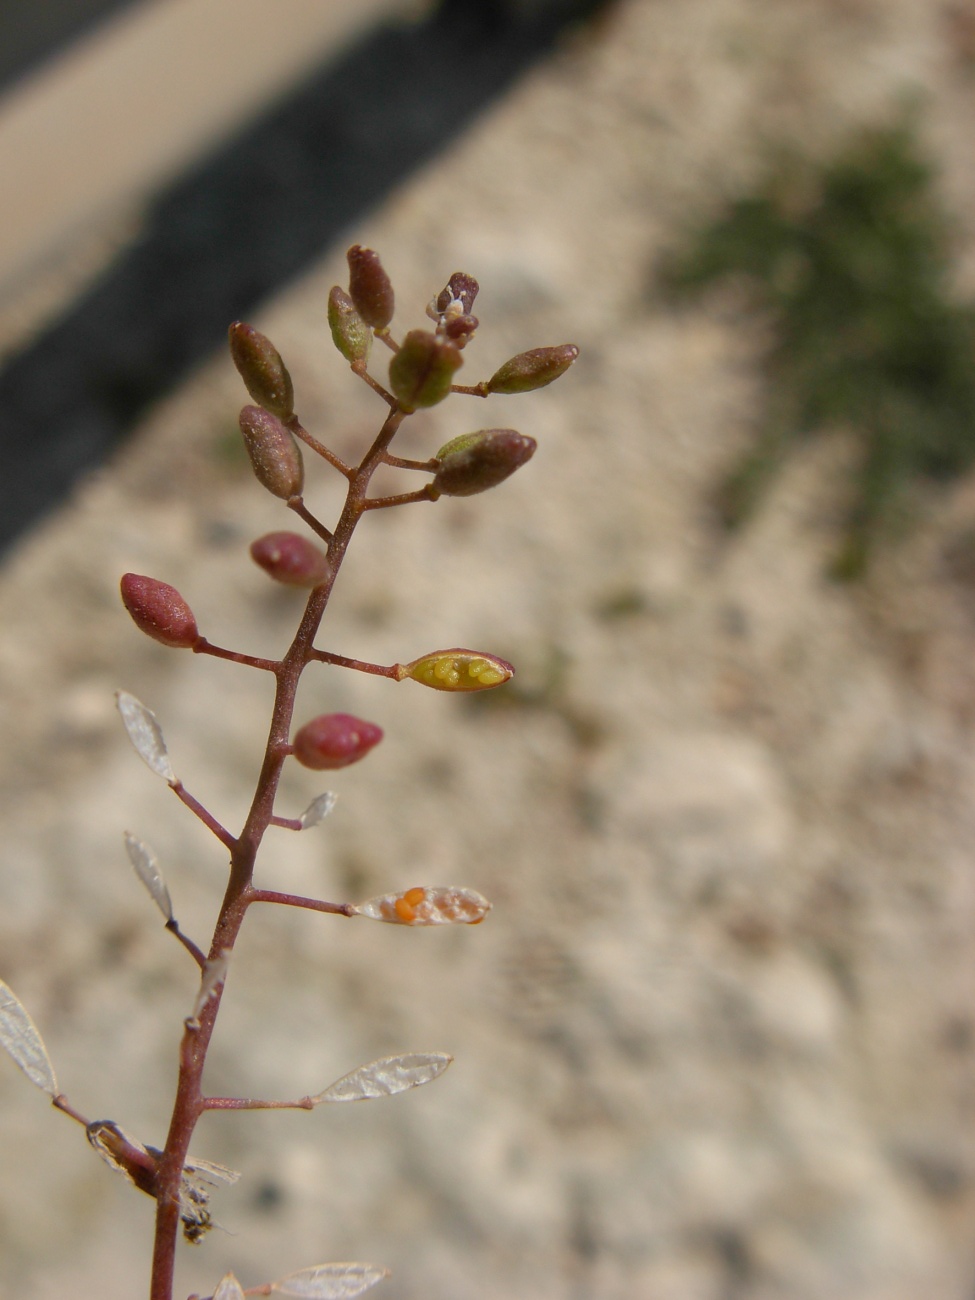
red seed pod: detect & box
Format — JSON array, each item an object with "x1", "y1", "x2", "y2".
[
  {"x1": 292, "y1": 713, "x2": 384, "y2": 770},
  {"x1": 120, "y1": 574, "x2": 199, "y2": 648},
  {"x1": 327, "y1": 286, "x2": 372, "y2": 365},
  {"x1": 347, "y1": 245, "x2": 394, "y2": 330},
  {"x1": 435, "y1": 272, "x2": 479, "y2": 316},
  {"x1": 444, "y1": 313, "x2": 479, "y2": 348},
  {"x1": 487, "y1": 344, "x2": 579, "y2": 395},
  {"x1": 432, "y1": 428, "x2": 536, "y2": 498},
  {"x1": 250, "y1": 532, "x2": 329, "y2": 587},
  {"x1": 239, "y1": 405, "x2": 304, "y2": 499},
  {"x1": 228, "y1": 322, "x2": 295, "y2": 419},
  {"x1": 389, "y1": 330, "x2": 463, "y2": 409}
]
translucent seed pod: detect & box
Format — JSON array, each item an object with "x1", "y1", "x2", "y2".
[
  {"x1": 354, "y1": 885, "x2": 491, "y2": 926},
  {"x1": 228, "y1": 322, "x2": 295, "y2": 419},
  {"x1": 347, "y1": 245, "x2": 394, "y2": 330},
  {"x1": 120, "y1": 573, "x2": 199, "y2": 648},
  {"x1": 292, "y1": 713, "x2": 383, "y2": 770},
  {"x1": 432, "y1": 429, "x2": 536, "y2": 498},
  {"x1": 327, "y1": 286, "x2": 372, "y2": 365},
  {"x1": 239, "y1": 405, "x2": 304, "y2": 499},
  {"x1": 403, "y1": 648, "x2": 514, "y2": 691},
  {"x1": 251, "y1": 532, "x2": 330, "y2": 587},
  {"x1": 487, "y1": 344, "x2": 579, "y2": 394},
  {"x1": 388, "y1": 331, "x2": 462, "y2": 410}
]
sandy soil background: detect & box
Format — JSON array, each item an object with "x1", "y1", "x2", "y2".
[{"x1": 2, "y1": 2, "x2": 975, "y2": 1298}]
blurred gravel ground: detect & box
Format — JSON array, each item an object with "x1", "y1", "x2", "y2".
[{"x1": 2, "y1": 2, "x2": 975, "y2": 1297}]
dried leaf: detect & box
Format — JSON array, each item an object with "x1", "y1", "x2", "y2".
[
  {"x1": 212, "y1": 1275, "x2": 246, "y2": 1300},
  {"x1": 116, "y1": 691, "x2": 176, "y2": 782},
  {"x1": 0, "y1": 980, "x2": 58, "y2": 1096},
  {"x1": 298, "y1": 792, "x2": 339, "y2": 829},
  {"x1": 312, "y1": 1052, "x2": 452, "y2": 1105},
  {"x1": 270, "y1": 1262, "x2": 390, "y2": 1298},
  {"x1": 190, "y1": 952, "x2": 230, "y2": 1024},
  {"x1": 353, "y1": 885, "x2": 491, "y2": 926},
  {"x1": 124, "y1": 832, "x2": 173, "y2": 921}
]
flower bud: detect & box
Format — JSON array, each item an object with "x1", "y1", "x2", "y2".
[
  {"x1": 432, "y1": 429, "x2": 536, "y2": 498},
  {"x1": 389, "y1": 330, "x2": 462, "y2": 409},
  {"x1": 239, "y1": 405, "x2": 304, "y2": 499},
  {"x1": 250, "y1": 532, "x2": 329, "y2": 587},
  {"x1": 403, "y1": 648, "x2": 513, "y2": 691},
  {"x1": 228, "y1": 322, "x2": 295, "y2": 419},
  {"x1": 436, "y1": 272, "x2": 479, "y2": 316},
  {"x1": 347, "y1": 245, "x2": 394, "y2": 330},
  {"x1": 120, "y1": 574, "x2": 199, "y2": 648},
  {"x1": 444, "y1": 313, "x2": 479, "y2": 348},
  {"x1": 327, "y1": 286, "x2": 372, "y2": 365},
  {"x1": 292, "y1": 713, "x2": 383, "y2": 770},
  {"x1": 487, "y1": 344, "x2": 579, "y2": 395}
]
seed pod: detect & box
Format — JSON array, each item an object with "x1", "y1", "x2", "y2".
[
  {"x1": 250, "y1": 532, "x2": 329, "y2": 587},
  {"x1": 239, "y1": 405, "x2": 304, "y2": 499},
  {"x1": 354, "y1": 885, "x2": 491, "y2": 926},
  {"x1": 432, "y1": 428, "x2": 536, "y2": 498},
  {"x1": 228, "y1": 322, "x2": 295, "y2": 419},
  {"x1": 487, "y1": 344, "x2": 579, "y2": 395},
  {"x1": 347, "y1": 245, "x2": 394, "y2": 330},
  {"x1": 120, "y1": 574, "x2": 199, "y2": 648},
  {"x1": 436, "y1": 272, "x2": 479, "y2": 316},
  {"x1": 292, "y1": 713, "x2": 383, "y2": 770},
  {"x1": 327, "y1": 286, "x2": 372, "y2": 365},
  {"x1": 444, "y1": 313, "x2": 479, "y2": 348},
  {"x1": 389, "y1": 330, "x2": 463, "y2": 409},
  {"x1": 403, "y1": 648, "x2": 513, "y2": 691}
]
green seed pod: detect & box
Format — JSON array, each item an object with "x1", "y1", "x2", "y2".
[
  {"x1": 228, "y1": 322, "x2": 295, "y2": 419},
  {"x1": 487, "y1": 344, "x2": 579, "y2": 395},
  {"x1": 347, "y1": 245, "x2": 394, "y2": 330},
  {"x1": 120, "y1": 574, "x2": 199, "y2": 648},
  {"x1": 389, "y1": 330, "x2": 463, "y2": 410},
  {"x1": 327, "y1": 286, "x2": 372, "y2": 365},
  {"x1": 432, "y1": 428, "x2": 536, "y2": 498},
  {"x1": 239, "y1": 405, "x2": 304, "y2": 499},
  {"x1": 404, "y1": 648, "x2": 514, "y2": 692}
]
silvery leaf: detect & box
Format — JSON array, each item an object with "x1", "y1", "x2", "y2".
[
  {"x1": 124, "y1": 832, "x2": 173, "y2": 921},
  {"x1": 0, "y1": 980, "x2": 58, "y2": 1096},
  {"x1": 312, "y1": 1052, "x2": 452, "y2": 1105},
  {"x1": 116, "y1": 691, "x2": 176, "y2": 782}
]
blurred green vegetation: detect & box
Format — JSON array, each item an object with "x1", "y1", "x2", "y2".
[{"x1": 661, "y1": 124, "x2": 975, "y2": 578}]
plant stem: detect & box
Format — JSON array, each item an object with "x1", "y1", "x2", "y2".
[{"x1": 148, "y1": 406, "x2": 405, "y2": 1300}]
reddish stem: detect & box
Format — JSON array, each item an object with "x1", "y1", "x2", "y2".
[
  {"x1": 170, "y1": 781, "x2": 236, "y2": 850},
  {"x1": 148, "y1": 406, "x2": 406, "y2": 1300},
  {"x1": 247, "y1": 887, "x2": 355, "y2": 916},
  {"x1": 193, "y1": 639, "x2": 279, "y2": 672}
]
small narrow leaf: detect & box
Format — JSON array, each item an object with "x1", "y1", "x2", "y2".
[
  {"x1": 190, "y1": 951, "x2": 230, "y2": 1024},
  {"x1": 353, "y1": 885, "x2": 491, "y2": 926},
  {"x1": 299, "y1": 792, "x2": 338, "y2": 829},
  {"x1": 270, "y1": 1262, "x2": 390, "y2": 1298},
  {"x1": 212, "y1": 1275, "x2": 246, "y2": 1300},
  {"x1": 116, "y1": 691, "x2": 176, "y2": 782},
  {"x1": 0, "y1": 980, "x2": 58, "y2": 1095},
  {"x1": 312, "y1": 1052, "x2": 452, "y2": 1105},
  {"x1": 124, "y1": 832, "x2": 173, "y2": 921}
]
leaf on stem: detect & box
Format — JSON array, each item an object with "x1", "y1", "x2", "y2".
[
  {"x1": 116, "y1": 691, "x2": 177, "y2": 782},
  {"x1": 212, "y1": 1275, "x2": 246, "y2": 1300},
  {"x1": 311, "y1": 1052, "x2": 452, "y2": 1104},
  {"x1": 298, "y1": 792, "x2": 338, "y2": 829},
  {"x1": 123, "y1": 832, "x2": 173, "y2": 921},
  {"x1": 353, "y1": 886, "x2": 491, "y2": 926},
  {"x1": 0, "y1": 980, "x2": 58, "y2": 1096},
  {"x1": 270, "y1": 1262, "x2": 391, "y2": 1298},
  {"x1": 190, "y1": 951, "x2": 231, "y2": 1025}
]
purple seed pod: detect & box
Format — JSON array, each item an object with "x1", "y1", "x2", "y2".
[
  {"x1": 389, "y1": 330, "x2": 463, "y2": 410},
  {"x1": 327, "y1": 286, "x2": 372, "y2": 365},
  {"x1": 250, "y1": 532, "x2": 330, "y2": 587},
  {"x1": 432, "y1": 428, "x2": 536, "y2": 498},
  {"x1": 487, "y1": 344, "x2": 580, "y2": 395},
  {"x1": 347, "y1": 245, "x2": 395, "y2": 330},
  {"x1": 120, "y1": 574, "x2": 199, "y2": 648},
  {"x1": 292, "y1": 713, "x2": 384, "y2": 770},
  {"x1": 239, "y1": 405, "x2": 304, "y2": 499},
  {"x1": 228, "y1": 322, "x2": 295, "y2": 419}
]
